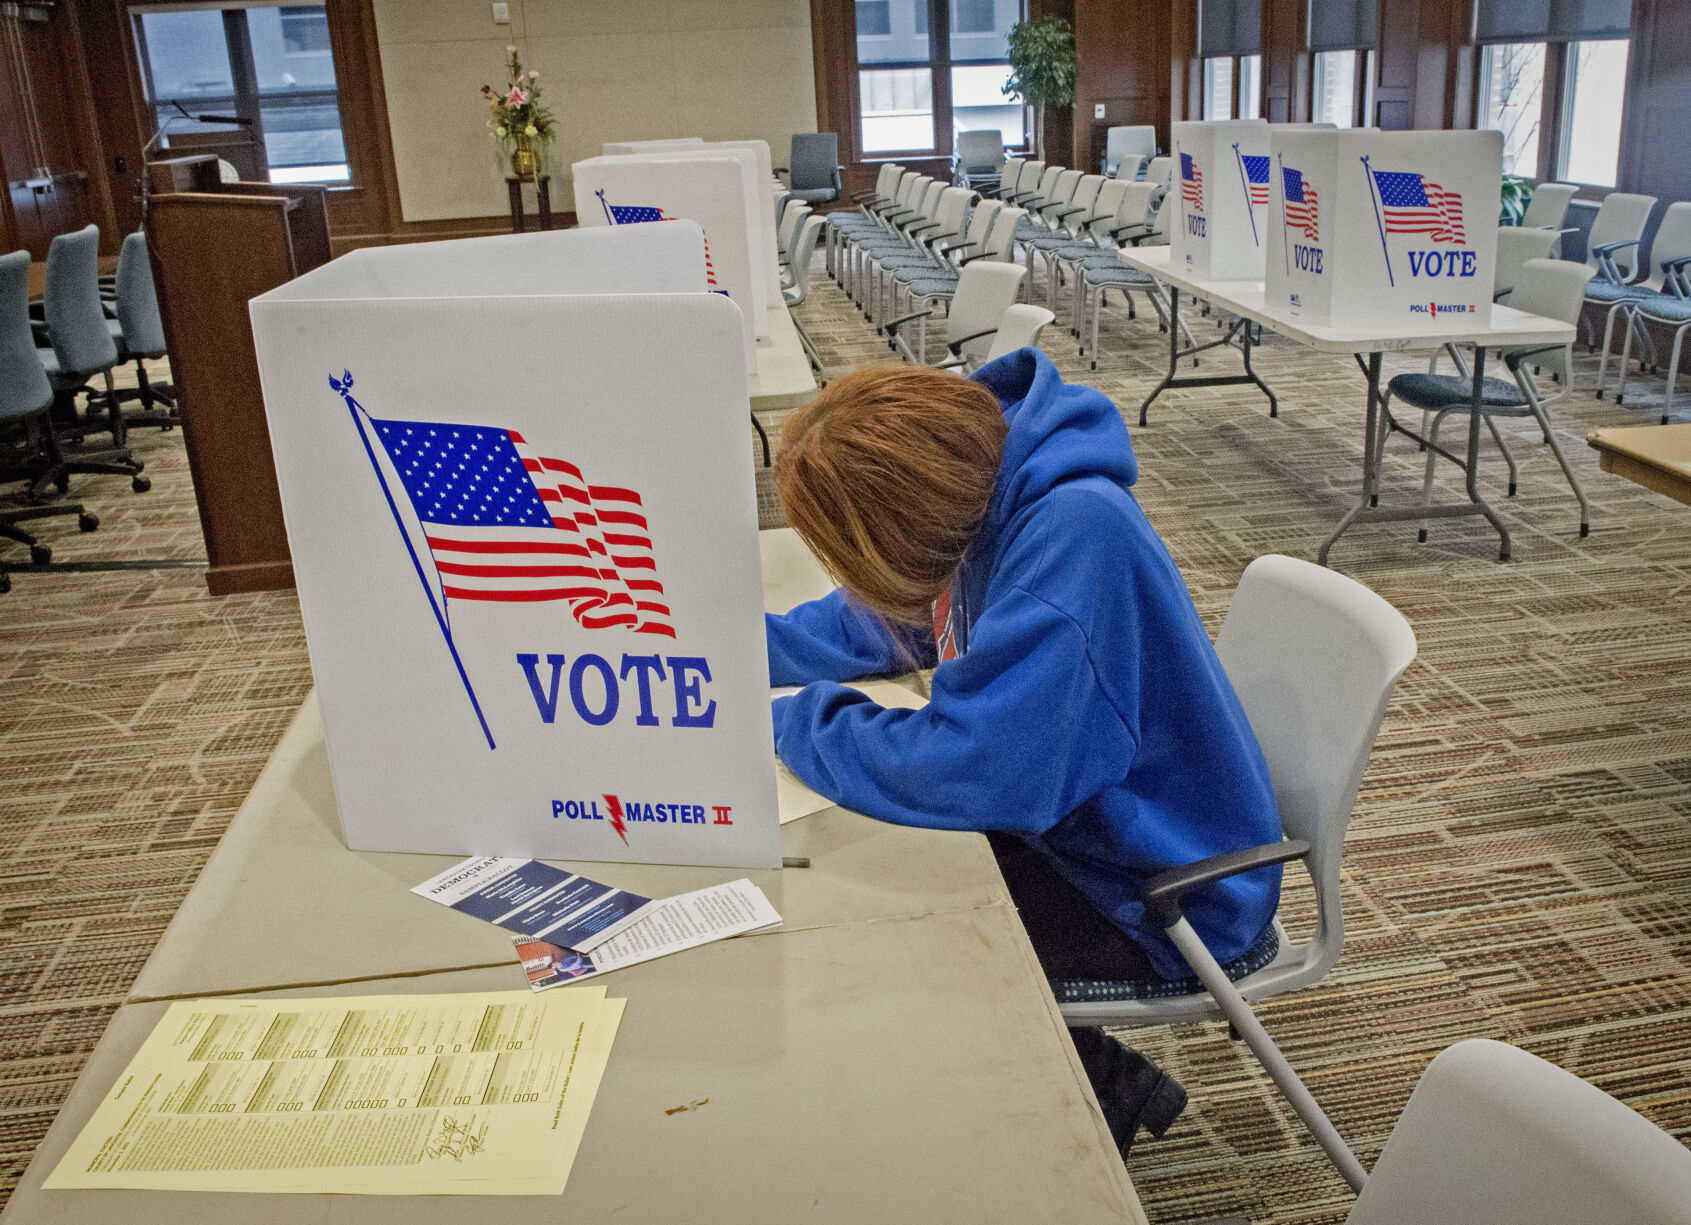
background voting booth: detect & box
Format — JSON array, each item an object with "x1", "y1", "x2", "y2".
[
  {"x1": 249, "y1": 225, "x2": 781, "y2": 870},
  {"x1": 1171, "y1": 120, "x2": 1270, "y2": 281},
  {"x1": 1265, "y1": 128, "x2": 1502, "y2": 328},
  {"x1": 573, "y1": 150, "x2": 768, "y2": 366}
]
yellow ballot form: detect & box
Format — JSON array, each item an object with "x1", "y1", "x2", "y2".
[{"x1": 45, "y1": 988, "x2": 624, "y2": 1196}]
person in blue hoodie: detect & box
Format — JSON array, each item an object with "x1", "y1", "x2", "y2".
[{"x1": 766, "y1": 350, "x2": 1284, "y2": 1157}]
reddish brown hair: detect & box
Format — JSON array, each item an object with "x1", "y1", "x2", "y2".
[{"x1": 775, "y1": 364, "x2": 1006, "y2": 626}]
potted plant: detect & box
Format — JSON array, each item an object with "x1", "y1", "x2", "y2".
[
  {"x1": 1003, "y1": 16, "x2": 1076, "y2": 162},
  {"x1": 1501, "y1": 174, "x2": 1531, "y2": 225},
  {"x1": 482, "y1": 45, "x2": 555, "y2": 180}
]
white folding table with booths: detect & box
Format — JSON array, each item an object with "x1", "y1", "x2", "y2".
[{"x1": 1120, "y1": 245, "x2": 1576, "y2": 563}]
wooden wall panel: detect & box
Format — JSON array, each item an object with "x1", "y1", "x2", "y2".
[
  {"x1": 1072, "y1": 0, "x2": 1171, "y2": 164},
  {"x1": 1261, "y1": 0, "x2": 1311, "y2": 123},
  {"x1": 1170, "y1": 0, "x2": 1201, "y2": 124},
  {"x1": 1618, "y1": 0, "x2": 1691, "y2": 205}
]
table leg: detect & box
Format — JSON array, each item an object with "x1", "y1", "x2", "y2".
[
  {"x1": 1465, "y1": 347, "x2": 1511, "y2": 561},
  {"x1": 1241, "y1": 322, "x2": 1277, "y2": 418},
  {"x1": 508, "y1": 179, "x2": 525, "y2": 234},
  {"x1": 538, "y1": 178, "x2": 553, "y2": 231},
  {"x1": 1139, "y1": 288, "x2": 1183, "y2": 426},
  {"x1": 1135, "y1": 288, "x2": 1282, "y2": 427},
  {"x1": 1318, "y1": 350, "x2": 1384, "y2": 566}
]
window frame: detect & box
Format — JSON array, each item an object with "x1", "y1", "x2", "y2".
[
  {"x1": 1309, "y1": 47, "x2": 1373, "y2": 128},
  {"x1": 848, "y1": 0, "x2": 1029, "y2": 165},
  {"x1": 1474, "y1": 35, "x2": 1632, "y2": 191},
  {"x1": 1201, "y1": 52, "x2": 1262, "y2": 120}
]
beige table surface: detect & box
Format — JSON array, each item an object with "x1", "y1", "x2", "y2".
[
  {"x1": 6, "y1": 528, "x2": 1147, "y2": 1223},
  {"x1": 1587, "y1": 422, "x2": 1691, "y2": 508}
]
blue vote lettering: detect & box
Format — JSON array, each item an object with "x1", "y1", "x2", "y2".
[
  {"x1": 1293, "y1": 243, "x2": 1323, "y2": 274},
  {"x1": 518, "y1": 652, "x2": 715, "y2": 728},
  {"x1": 1407, "y1": 250, "x2": 1478, "y2": 278},
  {"x1": 1186, "y1": 215, "x2": 1207, "y2": 237}
]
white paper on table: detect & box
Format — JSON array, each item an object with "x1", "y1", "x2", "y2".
[{"x1": 772, "y1": 679, "x2": 929, "y2": 822}]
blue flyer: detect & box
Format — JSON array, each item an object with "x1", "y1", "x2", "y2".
[{"x1": 411, "y1": 855, "x2": 658, "y2": 951}]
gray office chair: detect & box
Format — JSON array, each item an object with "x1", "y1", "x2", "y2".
[
  {"x1": 885, "y1": 260, "x2": 1026, "y2": 368},
  {"x1": 32, "y1": 225, "x2": 149, "y2": 496},
  {"x1": 1603, "y1": 201, "x2": 1691, "y2": 417},
  {"x1": 108, "y1": 231, "x2": 178, "y2": 431},
  {"x1": 1058, "y1": 554, "x2": 1418, "y2": 1194},
  {"x1": 783, "y1": 215, "x2": 826, "y2": 378},
  {"x1": 0, "y1": 251, "x2": 100, "y2": 590},
  {"x1": 776, "y1": 133, "x2": 843, "y2": 206},
  {"x1": 953, "y1": 129, "x2": 1005, "y2": 195},
  {"x1": 1102, "y1": 125, "x2": 1156, "y2": 178},
  {"x1": 1579, "y1": 191, "x2": 1657, "y2": 367}
]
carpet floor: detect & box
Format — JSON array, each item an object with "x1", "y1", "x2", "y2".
[{"x1": 3, "y1": 252, "x2": 1690, "y2": 1221}]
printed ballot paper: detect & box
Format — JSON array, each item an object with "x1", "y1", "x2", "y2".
[
  {"x1": 516, "y1": 879, "x2": 781, "y2": 990},
  {"x1": 45, "y1": 990, "x2": 624, "y2": 1196},
  {"x1": 411, "y1": 856, "x2": 659, "y2": 952}
]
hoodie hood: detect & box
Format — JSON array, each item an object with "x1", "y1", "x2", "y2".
[{"x1": 972, "y1": 347, "x2": 1138, "y2": 534}]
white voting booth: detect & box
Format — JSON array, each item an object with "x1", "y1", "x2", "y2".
[
  {"x1": 602, "y1": 138, "x2": 706, "y2": 154},
  {"x1": 249, "y1": 225, "x2": 781, "y2": 870},
  {"x1": 1266, "y1": 127, "x2": 1502, "y2": 329},
  {"x1": 573, "y1": 150, "x2": 767, "y2": 366},
  {"x1": 1170, "y1": 120, "x2": 1270, "y2": 280}
]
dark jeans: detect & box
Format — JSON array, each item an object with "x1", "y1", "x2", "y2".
[{"x1": 986, "y1": 832, "x2": 1186, "y2": 1155}]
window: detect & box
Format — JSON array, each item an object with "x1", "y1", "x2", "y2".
[
  {"x1": 133, "y1": 3, "x2": 350, "y2": 184},
  {"x1": 1479, "y1": 43, "x2": 1546, "y2": 177},
  {"x1": 1312, "y1": 49, "x2": 1357, "y2": 127},
  {"x1": 855, "y1": 0, "x2": 1026, "y2": 158},
  {"x1": 1203, "y1": 57, "x2": 1235, "y2": 120},
  {"x1": 1198, "y1": 0, "x2": 1260, "y2": 119},
  {"x1": 1238, "y1": 54, "x2": 1261, "y2": 120},
  {"x1": 1559, "y1": 39, "x2": 1629, "y2": 187}
]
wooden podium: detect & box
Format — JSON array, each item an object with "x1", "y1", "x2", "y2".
[{"x1": 148, "y1": 157, "x2": 331, "y2": 594}]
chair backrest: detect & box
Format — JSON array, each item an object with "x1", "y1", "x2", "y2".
[
  {"x1": 1087, "y1": 179, "x2": 1133, "y2": 239},
  {"x1": 874, "y1": 163, "x2": 904, "y2": 201},
  {"x1": 114, "y1": 230, "x2": 168, "y2": 358},
  {"x1": 1214, "y1": 555, "x2": 1416, "y2": 986},
  {"x1": 1103, "y1": 125, "x2": 1157, "y2": 176},
  {"x1": 1143, "y1": 190, "x2": 1175, "y2": 246},
  {"x1": 1113, "y1": 154, "x2": 1150, "y2": 182},
  {"x1": 997, "y1": 157, "x2": 1025, "y2": 196},
  {"x1": 1030, "y1": 164, "x2": 1063, "y2": 206},
  {"x1": 1144, "y1": 156, "x2": 1174, "y2": 185},
  {"x1": 43, "y1": 224, "x2": 118, "y2": 378},
  {"x1": 1115, "y1": 181, "x2": 1161, "y2": 243},
  {"x1": 946, "y1": 261, "x2": 1027, "y2": 359},
  {"x1": 1346, "y1": 1039, "x2": 1691, "y2": 1225},
  {"x1": 1493, "y1": 225, "x2": 1559, "y2": 300},
  {"x1": 1586, "y1": 191, "x2": 1657, "y2": 281},
  {"x1": 930, "y1": 185, "x2": 972, "y2": 241},
  {"x1": 1062, "y1": 174, "x2": 1106, "y2": 231},
  {"x1": 1044, "y1": 169, "x2": 1083, "y2": 214},
  {"x1": 1519, "y1": 181, "x2": 1577, "y2": 230},
  {"x1": 1013, "y1": 160, "x2": 1047, "y2": 198},
  {"x1": 1644, "y1": 200, "x2": 1691, "y2": 291},
  {"x1": 984, "y1": 303, "x2": 1054, "y2": 361},
  {"x1": 778, "y1": 202, "x2": 812, "y2": 259},
  {"x1": 0, "y1": 249, "x2": 54, "y2": 423},
  {"x1": 955, "y1": 129, "x2": 1004, "y2": 173},
  {"x1": 981, "y1": 206, "x2": 1026, "y2": 260},
  {"x1": 788, "y1": 132, "x2": 839, "y2": 192},
  {"x1": 785, "y1": 216, "x2": 824, "y2": 306},
  {"x1": 907, "y1": 179, "x2": 948, "y2": 232},
  {"x1": 958, "y1": 198, "x2": 1001, "y2": 253},
  {"x1": 1505, "y1": 257, "x2": 1596, "y2": 385}
]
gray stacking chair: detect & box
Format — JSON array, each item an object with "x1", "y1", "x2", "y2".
[
  {"x1": 1080, "y1": 190, "x2": 1195, "y2": 369},
  {"x1": 952, "y1": 130, "x2": 1005, "y2": 194},
  {"x1": 108, "y1": 230, "x2": 178, "y2": 430},
  {"x1": 1142, "y1": 155, "x2": 1174, "y2": 185},
  {"x1": 1026, "y1": 174, "x2": 1106, "y2": 308},
  {"x1": 1519, "y1": 181, "x2": 1579, "y2": 253},
  {"x1": 776, "y1": 132, "x2": 842, "y2": 205},
  {"x1": 1001, "y1": 159, "x2": 1047, "y2": 206},
  {"x1": 885, "y1": 259, "x2": 1026, "y2": 368},
  {"x1": 1384, "y1": 258, "x2": 1596, "y2": 539},
  {"x1": 1343, "y1": 1038, "x2": 1691, "y2": 1223},
  {"x1": 827, "y1": 162, "x2": 903, "y2": 277},
  {"x1": 1579, "y1": 191, "x2": 1657, "y2": 367},
  {"x1": 1602, "y1": 201, "x2": 1691, "y2": 414},
  {"x1": 0, "y1": 250, "x2": 100, "y2": 589},
  {"x1": 992, "y1": 156, "x2": 1025, "y2": 200},
  {"x1": 32, "y1": 225, "x2": 148, "y2": 494},
  {"x1": 1058, "y1": 553, "x2": 1418, "y2": 1194},
  {"x1": 862, "y1": 185, "x2": 972, "y2": 326},
  {"x1": 782, "y1": 215, "x2": 826, "y2": 378},
  {"x1": 884, "y1": 205, "x2": 1025, "y2": 340},
  {"x1": 1102, "y1": 125, "x2": 1156, "y2": 178}
]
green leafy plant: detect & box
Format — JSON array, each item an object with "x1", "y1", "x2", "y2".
[
  {"x1": 1500, "y1": 174, "x2": 1531, "y2": 225},
  {"x1": 1003, "y1": 16, "x2": 1076, "y2": 161}
]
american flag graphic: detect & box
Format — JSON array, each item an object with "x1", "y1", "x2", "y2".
[
  {"x1": 1239, "y1": 153, "x2": 1271, "y2": 206},
  {"x1": 597, "y1": 190, "x2": 721, "y2": 290},
  {"x1": 1282, "y1": 166, "x2": 1319, "y2": 242},
  {"x1": 1180, "y1": 152, "x2": 1203, "y2": 212},
  {"x1": 1370, "y1": 170, "x2": 1466, "y2": 244},
  {"x1": 932, "y1": 587, "x2": 960, "y2": 664}
]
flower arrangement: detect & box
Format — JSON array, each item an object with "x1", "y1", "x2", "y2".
[{"x1": 482, "y1": 45, "x2": 554, "y2": 179}]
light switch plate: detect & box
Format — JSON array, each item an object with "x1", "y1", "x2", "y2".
[
  {"x1": 1094, "y1": 103, "x2": 1106, "y2": 119},
  {"x1": 492, "y1": 2, "x2": 509, "y2": 22}
]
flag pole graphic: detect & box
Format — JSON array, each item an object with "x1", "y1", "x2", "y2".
[
  {"x1": 1362, "y1": 155, "x2": 1395, "y2": 288},
  {"x1": 1233, "y1": 143, "x2": 1260, "y2": 247},
  {"x1": 330, "y1": 372, "x2": 497, "y2": 751},
  {"x1": 1276, "y1": 153, "x2": 1291, "y2": 279},
  {"x1": 596, "y1": 188, "x2": 613, "y2": 225}
]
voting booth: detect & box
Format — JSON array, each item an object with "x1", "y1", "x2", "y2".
[
  {"x1": 1170, "y1": 120, "x2": 1270, "y2": 281},
  {"x1": 1266, "y1": 128, "x2": 1502, "y2": 329},
  {"x1": 249, "y1": 225, "x2": 782, "y2": 870},
  {"x1": 602, "y1": 137, "x2": 705, "y2": 155},
  {"x1": 573, "y1": 150, "x2": 767, "y2": 365}
]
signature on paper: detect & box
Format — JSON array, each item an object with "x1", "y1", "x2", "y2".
[{"x1": 424, "y1": 1113, "x2": 490, "y2": 1162}]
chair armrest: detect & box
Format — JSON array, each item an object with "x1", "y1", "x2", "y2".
[
  {"x1": 907, "y1": 222, "x2": 941, "y2": 236},
  {"x1": 938, "y1": 241, "x2": 980, "y2": 258},
  {"x1": 1504, "y1": 343, "x2": 1570, "y2": 370},
  {"x1": 1109, "y1": 221, "x2": 1150, "y2": 239},
  {"x1": 1661, "y1": 255, "x2": 1691, "y2": 272},
  {"x1": 1590, "y1": 239, "x2": 1640, "y2": 257},
  {"x1": 946, "y1": 326, "x2": 998, "y2": 355},
  {"x1": 1052, "y1": 205, "x2": 1086, "y2": 220},
  {"x1": 883, "y1": 308, "x2": 933, "y2": 337},
  {"x1": 1493, "y1": 286, "x2": 1512, "y2": 302},
  {"x1": 1143, "y1": 839, "x2": 1312, "y2": 929}
]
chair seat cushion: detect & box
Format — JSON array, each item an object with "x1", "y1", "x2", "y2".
[
  {"x1": 1029, "y1": 233, "x2": 1081, "y2": 250},
  {"x1": 1050, "y1": 925, "x2": 1281, "y2": 1005},
  {"x1": 903, "y1": 278, "x2": 961, "y2": 298},
  {"x1": 892, "y1": 264, "x2": 956, "y2": 284},
  {"x1": 1633, "y1": 294, "x2": 1691, "y2": 323},
  {"x1": 1052, "y1": 243, "x2": 1109, "y2": 262},
  {"x1": 1388, "y1": 371, "x2": 1528, "y2": 410},
  {"x1": 789, "y1": 188, "x2": 836, "y2": 205},
  {"x1": 1584, "y1": 280, "x2": 1640, "y2": 303},
  {"x1": 1084, "y1": 265, "x2": 1154, "y2": 286}
]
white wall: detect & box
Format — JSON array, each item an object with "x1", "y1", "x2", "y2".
[{"x1": 372, "y1": 0, "x2": 819, "y2": 223}]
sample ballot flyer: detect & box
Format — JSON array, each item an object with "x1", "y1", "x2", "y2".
[
  {"x1": 411, "y1": 856, "x2": 660, "y2": 952},
  {"x1": 46, "y1": 990, "x2": 624, "y2": 1196}
]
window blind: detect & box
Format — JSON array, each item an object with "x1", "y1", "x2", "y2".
[
  {"x1": 1200, "y1": 0, "x2": 1263, "y2": 59},
  {"x1": 1309, "y1": 0, "x2": 1378, "y2": 52},
  {"x1": 1474, "y1": 0, "x2": 1632, "y2": 44}
]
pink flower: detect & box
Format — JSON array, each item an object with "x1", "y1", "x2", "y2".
[
  {"x1": 528, "y1": 70, "x2": 538, "y2": 79},
  {"x1": 507, "y1": 44, "x2": 517, "y2": 53},
  {"x1": 506, "y1": 86, "x2": 527, "y2": 106}
]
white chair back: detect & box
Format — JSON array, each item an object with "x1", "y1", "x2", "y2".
[
  {"x1": 1143, "y1": 156, "x2": 1174, "y2": 185},
  {"x1": 1586, "y1": 191, "x2": 1658, "y2": 281},
  {"x1": 1506, "y1": 257, "x2": 1596, "y2": 385},
  {"x1": 998, "y1": 156, "x2": 1024, "y2": 196},
  {"x1": 1028, "y1": 164, "x2": 1064, "y2": 210},
  {"x1": 1214, "y1": 555, "x2": 1416, "y2": 988},
  {"x1": 984, "y1": 304, "x2": 1055, "y2": 361},
  {"x1": 778, "y1": 202, "x2": 812, "y2": 259},
  {"x1": 1103, "y1": 125, "x2": 1157, "y2": 176},
  {"x1": 1143, "y1": 190, "x2": 1175, "y2": 246},
  {"x1": 929, "y1": 185, "x2": 972, "y2": 243},
  {"x1": 981, "y1": 206, "x2": 1025, "y2": 260},
  {"x1": 1115, "y1": 181, "x2": 1161, "y2": 243},
  {"x1": 1087, "y1": 179, "x2": 1133, "y2": 241},
  {"x1": 784, "y1": 216, "x2": 824, "y2": 307},
  {"x1": 1644, "y1": 200, "x2": 1691, "y2": 293},
  {"x1": 1519, "y1": 181, "x2": 1577, "y2": 230},
  {"x1": 957, "y1": 198, "x2": 1001, "y2": 255},
  {"x1": 1044, "y1": 169, "x2": 1083, "y2": 215},
  {"x1": 947, "y1": 261, "x2": 1028, "y2": 360},
  {"x1": 1061, "y1": 174, "x2": 1106, "y2": 233},
  {"x1": 1346, "y1": 1039, "x2": 1691, "y2": 1225},
  {"x1": 1493, "y1": 225, "x2": 1559, "y2": 301},
  {"x1": 1010, "y1": 160, "x2": 1046, "y2": 200}
]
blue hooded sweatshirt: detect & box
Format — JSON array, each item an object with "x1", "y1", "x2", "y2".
[{"x1": 766, "y1": 349, "x2": 1282, "y2": 981}]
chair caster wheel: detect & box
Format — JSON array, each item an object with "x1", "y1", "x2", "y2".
[
  {"x1": 30, "y1": 544, "x2": 51, "y2": 565},
  {"x1": 55, "y1": 475, "x2": 69, "y2": 494},
  {"x1": 1579, "y1": 523, "x2": 1590, "y2": 538},
  {"x1": 132, "y1": 475, "x2": 151, "y2": 493},
  {"x1": 1369, "y1": 495, "x2": 1378, "y2": 508},
  {"x1": 79, "y1": 513, "x2": 99, "y2": 531},
  {"x1": 0, "y1": 572, "x2": 9, "y2": 594},
  {"x1": 1617, "y1": 394, "x2": 1626, "y2": 406},
  {"x1": 1500, "y1": 549, "x2": 1511, "y2": 561},
  {"x1": 1417, "y1": 529, "x2": 1428, "y2": 543},
  {"x1": 1595, "y1": 390, "x2": 1604, "y2": 400},
  {"x1": 1508, "y1": 482, "x2": 1517, "y2": 496}
]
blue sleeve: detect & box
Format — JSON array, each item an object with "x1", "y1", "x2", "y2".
[
  {"x1": 765, "y1": 588, "x2": 937, "y2": 686},
  {"x1": 771, "y1": 586, "x2": 1137, "y2": 834}
]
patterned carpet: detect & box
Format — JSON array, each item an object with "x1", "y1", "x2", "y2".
[{"x1": 2, "y1": 252, "x2": 1689, "y2": 1220}]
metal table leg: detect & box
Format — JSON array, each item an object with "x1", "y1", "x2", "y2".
[{"x1": 1136, "y1": 289, "x2": 1282, "y2": 427}]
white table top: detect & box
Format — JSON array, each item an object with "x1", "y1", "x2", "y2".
[
  {"x1": 748, "y1": 304, "x2": 817, "y2": 411},
  {"x1": 1121, "y1": 246, "x2": 1577, "y2": 354}
]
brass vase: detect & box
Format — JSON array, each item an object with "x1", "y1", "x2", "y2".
[{"x1": 509, "y1": 133, "x2": 538, "y2": 180}]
